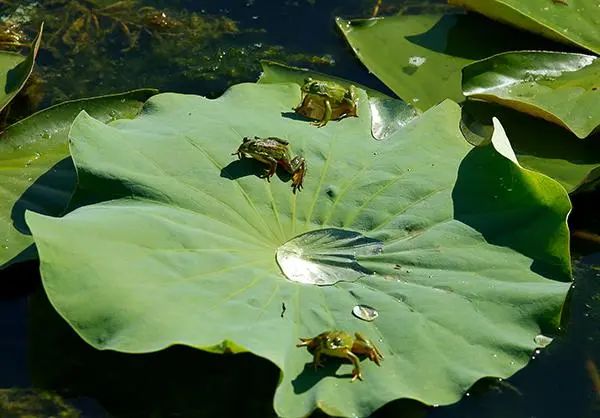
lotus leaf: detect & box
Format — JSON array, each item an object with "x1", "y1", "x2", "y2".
[
  {"x1": 461, "y1": 101, "x2": 600, "y2": 193},
  {"x1": 449, "y1": 0, "x2": 600, "y2": 54},
  {"x1": 463, "y1": 51, "x2": 600, "y2": 139},
  {"x1": 336, "y1": 13, "x2": 555, "y2": 111},
  {"x1": 0, "y1": 25, "x2": 42, "y2": 113},
  {"x1": 0, "y1": 90, "x2": 157, "y2": 269},
  {"x1": 26, "y1": 83, "x2": 571, "y2": 417}
]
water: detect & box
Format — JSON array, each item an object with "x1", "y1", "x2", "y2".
[{"x1": 1, "y1": 0, "x2": 599, "y2": 417}]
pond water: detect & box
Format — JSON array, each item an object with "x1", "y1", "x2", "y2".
[{"x1": 1, "y1": 0, "x2": 599, "y2": 417}]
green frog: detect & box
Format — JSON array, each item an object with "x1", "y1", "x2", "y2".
[
  {"x1": 297, "y1": 330, "x2": 383, "y2": 381},
  {"x1": 232, "y1": 136, "x2": 306, "y2": 192},
  {"x1": 295, "y1": 77, "x2": 359, "y2": 127}
]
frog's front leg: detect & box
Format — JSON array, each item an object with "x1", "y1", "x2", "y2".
[
  {"x1": 313, "y1": 349, "x2": 325, "y2": 370},
  {"x1": 255, "y1": 156, "x2": 278, "y2": 181},
  {"x1": 264, "y1": 158, "x2": 278, "y2": 181},
  {"x1": 314, "y1": 99, "x2": 332, "y2": 128},
  {"x1": 344, "y1": 351, "x2": 363, "y2": 382}
]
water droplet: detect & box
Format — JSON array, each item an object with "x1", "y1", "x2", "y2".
[
  {"x1": 534, "y1": 334, "x2": 553, "y2": 347},
  {"x1": 352, "y1": 305, "x2": 379, "y2": 322},
  {"x1": 466, "y1": 392, "x2": 471, "y2": 397},
  {"x1": 276, "y1": 228, "x2": 383, "y2": 286},
  {"x1": 27, "y1": 177, "x2": 33, "y2": 182},
  {"x1": 40, "y1": 130, "x2": 51, "y2": 139},
  {"x1": 534, "y1": 349, "x2": 541, "y2": 355},
  {"x1": 408, "y1": 56, "x2": 427, "y2": 67}
]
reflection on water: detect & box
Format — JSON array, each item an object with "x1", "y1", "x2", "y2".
[{"x1": 1, "y1": 0, "x2": 599, "y2": 417}]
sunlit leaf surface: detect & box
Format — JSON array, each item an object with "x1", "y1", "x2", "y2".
[{"x1": 463, "y1": 51, "x2": 600, "y2": 138}]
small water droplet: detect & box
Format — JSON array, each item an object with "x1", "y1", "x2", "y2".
[
  {"x1": 492, "y1": 353, "x2": 498, "y2": 358},
  {"x1": 534, "y1": 349, "x2": 541, "y2": 355},
  {"x1": 27, "y1": 177, "x2": 33, "y2": 182},
  {"x1": 408, "y1": 56, "x2": 427, "y2": 67},
  {"x1": 352, "y1": 304, "x2": 379, "y2": 322},
  {"x1": 466, "y1": 392, "x2": 471, "y2": 397},
  {"x1": 40, "y1": 130, "x2": 51, "y2": 139}
]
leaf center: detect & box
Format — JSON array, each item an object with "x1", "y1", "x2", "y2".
[{"x1": 275, "y1": 228, "x2": 383, "y2": 285}]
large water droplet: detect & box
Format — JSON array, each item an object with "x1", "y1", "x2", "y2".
[
  {"x1": 276, "y1": 228, "x2": 383, "y2": 285},
  {"x1": 352, "y1": 304, "x2": 379, "y2": 321}
]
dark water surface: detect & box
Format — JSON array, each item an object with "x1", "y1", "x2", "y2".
[{"x1": 1, "y1": 0, "x2": 599, "y2": 417}]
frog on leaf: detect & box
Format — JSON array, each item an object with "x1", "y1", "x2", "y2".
[
  {"x1": 297, "y1": 330, "x2": 383, "y2": 381},
  {"x1": 295, "y1": 77, "x2": 359, "y2": 127},
  {"x1": 232, "y1": 136, "x2": 306, "y2": 192}
]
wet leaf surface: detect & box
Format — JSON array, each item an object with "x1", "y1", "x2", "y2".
[{"x1": 462, "y1": 51, "x2": 600, "y2": 138}]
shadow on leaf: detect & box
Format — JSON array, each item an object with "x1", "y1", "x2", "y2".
[
  {"x1": 10, "y1": 157, "x2": 76, "y2": 236},
  {"x1": 292, "y1": 361, "x2": 352, "y2": 394}
]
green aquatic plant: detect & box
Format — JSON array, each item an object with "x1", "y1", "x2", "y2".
[{"x1": 0, "y1": 0, "x2": 336, "y2": 106}]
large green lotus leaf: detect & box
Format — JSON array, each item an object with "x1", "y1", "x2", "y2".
[
  {"x1": 336, "y1": 13, "x2": 556, "y2": 111},
  {"x1": 258, "y1": 60, "x2": 420, "y2": 140},
  {"x1": 0, "y1": 90, "x2": 156, "y2": 269},
  {"x1": 463, "y1": 52, "x2": 600, "y2": 139},
  {"x1": 0, "y1": 25, "x2": 42, "y2": 112},
  {"x1": 26, "y1": 83, "x2": 571, "y2": 417},
  {"x1": 449, "y1": 0, "x2": 600, "y2": 54},
  {"x1": 461, "y1": 101, "x2": 600, "y2": 193}
]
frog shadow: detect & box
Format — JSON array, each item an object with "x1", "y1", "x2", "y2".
[
  {"x1": 292, "y1": 361, "x2": 354, "y2": 394},
  {"x1": 281, "y1": 111, "x2": 310, "y2": 122},
  {"x1": 220, "y1": 158, "x2": 292, "y2": 183}
]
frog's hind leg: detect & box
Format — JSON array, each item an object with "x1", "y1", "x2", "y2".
[
  {"x1": 345, "y1": 352, "x2": 363, "y2": 382},
  {"x1": 313, "y1": 99, "x2": 332, "y2": 128}
]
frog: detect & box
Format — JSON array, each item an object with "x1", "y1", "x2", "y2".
[
  {"x1": 232, "y1": 136, "x2": 306, "y2": 192},
  {"x1": 297, "y1": 330, "x2": 383, "y2": 381},
  {"x1": 295, "y1": 77, "x2": 359, "y2": 127}
]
